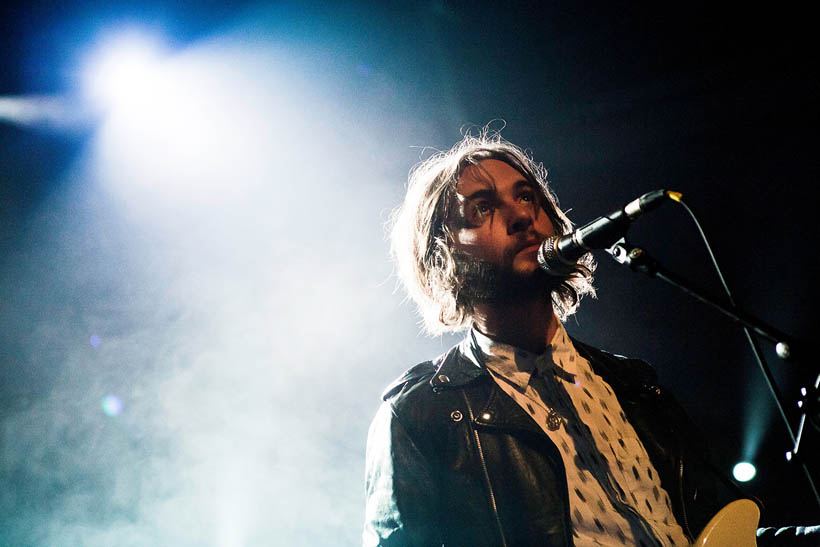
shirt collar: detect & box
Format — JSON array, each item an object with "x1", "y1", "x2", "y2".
[{"x1": 463, "y1": 321, "x2": 579, "y2": 390}]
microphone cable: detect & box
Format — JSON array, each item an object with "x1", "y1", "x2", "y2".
[{"x1": 667, "y1": 192, "x2": 820, "y2": 509}]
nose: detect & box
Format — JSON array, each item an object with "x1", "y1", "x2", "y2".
[{"x1": 507, "y1": 202, "x2": 534, "y2": 234}]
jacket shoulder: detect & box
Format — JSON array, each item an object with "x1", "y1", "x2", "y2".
[
  {"x1": 380, "y1": 360, "x2": 437, "y2": 401},
  {"x1": 570, "y1": 337, "x2": 659, "y2": 387},
  {"x1": 381, "y1": 342, "x2": 469, "y2": 402}
]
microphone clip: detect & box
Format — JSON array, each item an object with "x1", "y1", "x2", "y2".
[{"x1": 606, "y1": 238, "x2": 659, "y2": 277}]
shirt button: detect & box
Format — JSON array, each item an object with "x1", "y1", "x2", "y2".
[
  {"x1": 437, "y1": 374, "x2": 450, "y2": 384},
  {"x1": 481, "y1": 412, "x2": 492, "y2": 420},
  {"x1": 450, "y1": 410, "x2": 463, "y2": 422}
]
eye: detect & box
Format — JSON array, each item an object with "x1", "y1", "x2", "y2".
[
  {"x1": 466, "y1": 200, "x2": 494, "y2": 224},
  {"x1": 519, "y1": 189, "x2": 537, "y2": 204}
]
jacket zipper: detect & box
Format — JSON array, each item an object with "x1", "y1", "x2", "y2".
[{"x1": 463, "y1": 392, "x2": 507, "y2": 547}]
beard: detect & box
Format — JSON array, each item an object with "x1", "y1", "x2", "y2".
[{"x1": 452, "y1": 251, "x2": 562, "y2": 304}]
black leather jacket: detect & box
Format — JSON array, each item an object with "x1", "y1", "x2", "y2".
[{"x1": 364, "y1": 336, "x2": 746, "y2": 546}]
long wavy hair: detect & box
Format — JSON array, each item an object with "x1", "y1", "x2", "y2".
[{"x1": 389, "y1": 131, "x2": 595, "y2": 335}]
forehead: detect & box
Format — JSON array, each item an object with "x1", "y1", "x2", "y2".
[{"x1": 456, "y1": 158, "x2": 528, "y2": 195}]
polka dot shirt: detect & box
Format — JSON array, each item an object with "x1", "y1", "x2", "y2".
[{"x1": 465, "y1": 323, "x2": 689, "y2": 546}]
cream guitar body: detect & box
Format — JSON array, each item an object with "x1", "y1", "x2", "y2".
[{"x1": 692, "y1": 499, "x2": 760, "y2": 547}]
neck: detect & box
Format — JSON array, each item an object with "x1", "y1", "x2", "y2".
[{"x1": 471, "y1": 295, "x2": 558, "y2": 354}]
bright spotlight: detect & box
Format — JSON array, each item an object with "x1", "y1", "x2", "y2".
[
  {"x1": 82, "y1": 29, "x2": 170, "y2": 115},
  {"x1": 87, "y1": 34, "x2": 307, "y2": 206},
  {"x1": 732, "y1": 461, "x2": 757, "y2": 482}
]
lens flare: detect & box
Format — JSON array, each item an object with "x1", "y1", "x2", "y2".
[{"x1": 102, "y1": 395, "x2": 123, "y2": 417}]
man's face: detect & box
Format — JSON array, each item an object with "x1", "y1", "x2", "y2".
[{"x1": 448, "y1": 159, "x2": 556, "y2": 278}]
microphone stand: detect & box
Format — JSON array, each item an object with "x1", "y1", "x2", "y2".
[{"x1": 606, "y1": 237, "x2": 820, "y2": 509}]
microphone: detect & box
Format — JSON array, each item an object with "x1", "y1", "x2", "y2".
[{"x1": 537, "y1": 189, "x2": 675, "y2": 275}]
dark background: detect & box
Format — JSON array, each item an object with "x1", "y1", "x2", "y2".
[{"x1": 1, "y1": 1, "x2": 817, "y2": 544}]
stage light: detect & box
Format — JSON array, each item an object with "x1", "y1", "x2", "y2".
[
  {"x1": 86, "y1": 33, "x2": 312, "y2": 207},
  {"x1": 81, "y1": 29, "x2": 170, "y2": 116},
  {"x1": 733, "y1": 461, "x2": 757, "y2": 482}
]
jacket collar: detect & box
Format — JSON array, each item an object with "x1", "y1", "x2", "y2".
[
  {"x1": 428, "y1": 333, "x2": 549, "y2": 436},
  {"x1": 428, "y1": 335, "x2": 487, "y2": 391},
  {"x1": 427, "y1": 332, "x2": 662, "y2": 443},
  {"x1": 428, "y1": 330, "x2": 658, "y2": 397}
]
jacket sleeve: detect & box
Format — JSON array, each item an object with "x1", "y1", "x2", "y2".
[
  {"x1": 363, "y1": 401, "x2": 442, "y2": 547},
  {"x1": 757, "y1": 526, "x2": 820, "y2": 546},
  {"x1": 657, "y1": 385, "x2": 820, "y2": 544}
]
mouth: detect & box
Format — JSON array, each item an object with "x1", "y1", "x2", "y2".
[{"x1": 516, "y1": 240, "x2": 542, "y2": 255}]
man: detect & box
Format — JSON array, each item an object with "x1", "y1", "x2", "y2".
[{"x1": 364, "y1": 133, "x2": 816, "y2": 545}]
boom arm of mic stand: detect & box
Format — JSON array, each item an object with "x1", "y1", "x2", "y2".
[
  {"x1": 606, "y1": 238, "x2": 820, "y2": 509},
  {"x1": 606, "y1": 239, "x2": 799, "y2": 358}
]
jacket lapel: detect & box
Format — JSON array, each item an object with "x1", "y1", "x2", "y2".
[{"x1": 429, "y1": 340, "x2": 553, "y2": 437}]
